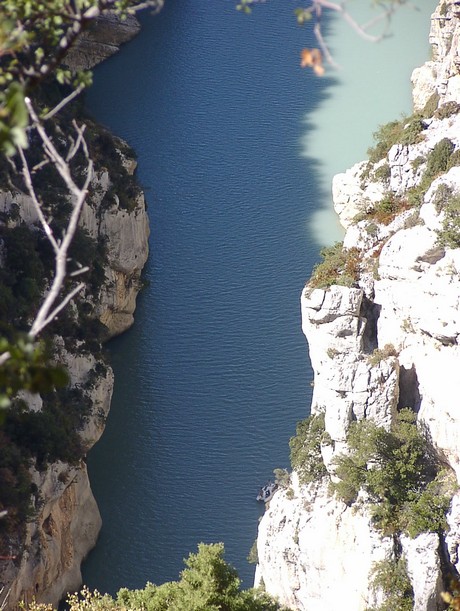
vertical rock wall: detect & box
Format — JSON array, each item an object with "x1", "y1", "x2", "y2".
[{"x1": 255, "y1": 3, "x2": 460, "y2": 609}]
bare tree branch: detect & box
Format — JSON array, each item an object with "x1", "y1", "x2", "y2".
[
  {"x1": 42, "y1": 83, "x2": 85, "y2": 122},
  {"x1": 18, "y1": 147, "x2": 59, "y2": 253},
  {"x1": 241, "y1": 0, "x2": 409, "y2": 70},
  {"x1": 21, "y1": 98, "x2": 94, "y2": 339}
]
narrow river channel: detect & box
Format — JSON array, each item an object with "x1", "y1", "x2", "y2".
[{"x1": 82, "y1": 0, "x2": 434, "y2": 592}]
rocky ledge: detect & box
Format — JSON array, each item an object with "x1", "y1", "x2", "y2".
[
  {"x1": 65, "y1": 13, "x2": 141, "y2": 72},
  {"x1": 255, "y1": 2, "x2": 460, "y2": 610}
]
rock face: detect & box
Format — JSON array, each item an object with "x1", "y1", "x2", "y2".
[
  {"x1": 255, "y1": 3, "x2": 460, "y2": 609},
  {"x1": 0, "y1": 125, "x2": 148, "y2": 609},
  {"x1": 65, "y1": 13, "x2": 141, "y2": 72},
  {"x1": 3, "y1": 463, "x2": 102, "y2": 609},
  {"x1": 412, "y1": 1, "x2": 460, "y2": 111}
]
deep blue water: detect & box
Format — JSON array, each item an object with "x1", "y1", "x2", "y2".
[{"x1": 82, "y1": 0, "x2": 325, "y2": 592}]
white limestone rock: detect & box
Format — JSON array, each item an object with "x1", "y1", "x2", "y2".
[
  {"x1": 446, "y1": 492, "x2": 460, "y2": 573},
  {"x1": 256, "y1": 477, "x2": 393, "y2": 611},
  {"x1": 257, "y1": 4, "x2": 460, "y2": 609},
  {"x1": 402, "y1": 533, "x2": 443, "y2": 611},
  {"x1": 412, "y1": 1, "x2": 460, "y2": 110},
  {"x1": 332, "y1": 162, "x2": 385, "y2": 229}
]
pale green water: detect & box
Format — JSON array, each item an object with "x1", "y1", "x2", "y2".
[{"x1": 305, "y1": 2, "x2": 435, "y2": 244}]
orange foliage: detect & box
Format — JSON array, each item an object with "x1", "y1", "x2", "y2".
[{"x1": 300, "y1": 48, "x2": 324, "y2": 76}]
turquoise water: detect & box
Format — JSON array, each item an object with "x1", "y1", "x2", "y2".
[
  {"x1": 82, "y1": 0, "x2": 434, "y2": 594},
  {"x1": 307, "y1": 3, "x2": 433, "y2": 243}
]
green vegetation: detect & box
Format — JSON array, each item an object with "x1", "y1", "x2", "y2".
[
  {"x1": 422, "y1": 92, "x2": 440, "y2": 118},
  {"x1": 0, "y1": 430, "x2": 34, "y2": 548},
  {"x1": 366, "y1": 557, "x2": 414, "y2": 611},
  {"x1": 358, "y1": 193, "x2": 411, "y2": 226},
  {"x1": 360, "y1": 138, "x2": 460, "y2": 223},
  {"x1": 309, "y1": 242, "x2": 361, "y2": 289},
  {"x1": 273, "y1": 467, "x2": 291, "y2": 488},
  {"x1": 0, "y1": 225, "x2": 49, "y2": 327},
  {"x1": 289, "y1": 412, "x2": 327, "y2": 485},
  {"x1": 434, "y1": 100, "x2": 460, "y2": 120},
  {"x1": 436, "y1": 193, "x2": 460, "y2": 249},
  {"x1": 85, "y1": 122, "x2": 142, "y2": 212},
  {"x1": 426, "y1": 138, "x2": 455, "y2": 177},
  {"x1": 407, "y1": 138, "x2": 460, "y2": 207},
  {"x1": 5, "y1": 388, "x2": 90, "y2": 467},
  {"x1": 0, "y1": 383, "x2": 92, "y2": 549},
  {"x1": 331, "y1": 409, "x2": 452, "y2": 537},
  {"x1": 367, "y1": 115, "x2": 425, "y2": 164},
  {"x1": 247, "y1": 539, "x2": 259, "y2": 564},
  {"x1": 373, "y1": 162, "x2": 391, "y2": 183},
  {"x1": 24, "y1": 544, "x2": 283, "y2": 610}
]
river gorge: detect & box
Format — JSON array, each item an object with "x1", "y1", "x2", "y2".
[{"x1": 81, "y1": 0, "x2": 435, "y2": 596}]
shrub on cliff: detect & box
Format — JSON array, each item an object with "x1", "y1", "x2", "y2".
[
  {"x1": 367, "y1": 115, "x2": 425, "y2": 164},
  {"x1": 358, "y1": 193, "x2": 411, "y2": 226},
  {"x1": 289, "y1": 412, "x2": 327, "y2": 484},
  {"x1": 436, "y1": 194, "x2": 460, "y2": 249},
  {"x1": 332, "y1": 409, "x2": 451, "y2": 537},
  {"x1": 309, "y1": 242, "x2": 361, "y2": 289},
  {"x1": 425, "y1": 138, "x2": 455, "y2": 178},
  {"x1": 367, "y1": 556, "x2": 414, "y2": 611},
  {"x1": 406, "y1": 139, "x2": 460, "y2": 208}
]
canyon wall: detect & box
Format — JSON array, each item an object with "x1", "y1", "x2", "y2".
[
  {"x1": 255, "y1": 2, "x2": 460, "y2": 609},
  {"x1": 0, "y1": 21, "x2": 148, "y2": 609}
]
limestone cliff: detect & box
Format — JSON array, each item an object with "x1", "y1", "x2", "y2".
[
  {"x1": 0, "y1": 132, "x2": 148, "y2": 608},
  {"x1": 0, "y1": 10, "x2": 149, "y2": 605},
  {"x1": 255, "y1": 3, "x2": 460, "y2": 610}
]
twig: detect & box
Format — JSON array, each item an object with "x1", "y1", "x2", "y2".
[
  {"x1": 42, "y1": 83, "x2": 85, "y2": 121},
  {"x1": 22, "y1": 98, "x2": 93, "y2": 339}
]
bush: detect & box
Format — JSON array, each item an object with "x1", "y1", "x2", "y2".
[
  {"x1": 436, "y1": 194, "x2": 460, "y2": 249},
  {"x1": 247, "y1": 539, "x2": 258, "y2": 564},
  {"x1": 367, "y1": 115, "x2": 425, "y2": 164},
  {"x1": 332, "y1": 409, "x2": 448, "y2": 536},
  {"x1": 290, "y1": 413, "x2": 327, "y2": 484},
  {"x1": 367, "y1": 344, "x2": 397, "y2": 366},
  {"x1": 406, "y1": 140, "x2": 459, "y2": 208},
  {"x1": 4, "y1": 388, "x2": 90, "y2": 468},
  {"x1": 433, "y1": 183, "x2": 454, "y2": 213},
  {"x1": 0, "y1": 431, "x2": 33, "y2": 538},
  {"x1": 434, "y1": 100, "x2": 460, "y2": 120},
  {"x1": 85, "y1": 121, "x2": 142, "y2": 213},
  {"x1": 367, "y1": 557, "x2": 414, "y2": 611},
  {"x1": 373, "y1": 163, "x2": 390, "y2": 183},
  {"x1": 0, "y1": 225, "x2": 49, "y2": 325},
  {"x1": 425, "y1": 138, "x2": 455, "y2": 177},
  {"x1": 400, "y1": 473, "x2": 452, "y2": 538},
  {"x1": 273, "y1": 467, "x2": 290, "y2": 488},
  {"x1": 362, "y1": 193, "x2": 411, "y2": 226},
  {"x1": 422, "y1": 92, "x2": 440, "y2": 118},
  {"x1": 448, "y1": 148, "x2": 460, "y2": 170},
  {"x1": 309, "y1": 242, "x2": 361, "y2": 289}
]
